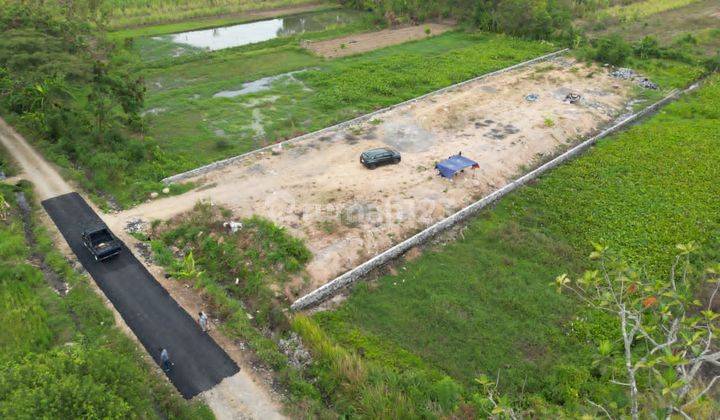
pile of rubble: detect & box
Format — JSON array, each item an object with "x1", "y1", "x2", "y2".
[
  {"x1": 610, "y1": 68, "x2": 658, "y2": 90},
  {"x1": 278, "y1": 332, "x2": 312, "y2": 369},
  {"x1": 125, "y1": 218, "x2": 148, "y2": 234},
  {"x1": 564, "y1": 92, "x2": 582, "y2": 104}
]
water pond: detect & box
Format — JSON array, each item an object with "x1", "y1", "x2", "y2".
[{"x1": 145, "y1": 10, "x2": 361, "y2": 59}]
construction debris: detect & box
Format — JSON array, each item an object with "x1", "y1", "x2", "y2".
[
  {"x1": 223, "y1": 221, "x2": 243, "y2": 233},
  {"x1": 610, "y1": 68, "x2": 635, "y2": 79},
  {"x1": 126, "y1": 218, "x2": 148, "y2": 234},
  {"x1": 637, "y1": 78, "x2": 658, "y2": 90},
  {"x1": 564, "y1": 92, "x2": 581, "y2": 104},
  {"x1": 610, "y1": 68, "x2": 658, "y2": 89}
]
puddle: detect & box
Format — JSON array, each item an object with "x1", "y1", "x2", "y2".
[
  {"x1": 213, "y1": 70, "x2": 309, "y2": 98},
  {"x1": 154, "y1": 10, "x2": 360, "y2": 53},
  {"x1": 141, "y1": 107, "x2": 166, "y2": 117}
]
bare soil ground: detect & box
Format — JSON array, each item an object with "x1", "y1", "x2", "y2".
[
  {"x1": 109, "y1": 56, "x2": 640, "y2": 300},
  {"x1": 304, "y1": 22, "x2": 454, "y2": 58}
]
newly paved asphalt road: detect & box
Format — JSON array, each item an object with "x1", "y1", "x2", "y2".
[{"x1": 43, "y1": 192, "x2": 239, "y2": 399}]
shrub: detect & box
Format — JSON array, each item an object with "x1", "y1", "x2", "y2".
[
  {"x1": 633, "y1": 36, "x2": 660, "y2": 60},
  {"x1": 592, "y1": 35, "x2": 631, "y2": 66},
  {"x1": 542, "y1": 364, "x2": 591, "y2": 405}
]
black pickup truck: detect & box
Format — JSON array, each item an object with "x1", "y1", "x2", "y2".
[{"x1": 82, "y1": 225, "x2": 122, "y2": 261}]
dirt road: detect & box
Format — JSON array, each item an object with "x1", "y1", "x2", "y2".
[
  {"x1": 109, "y1": 57, "x2": 639, "y2": 300},
  {"x1": 0, "y1": 116, "x2": 286, "y2": 419},
  {"x1": 0, "y1": 118, "x2": 71, "y2": 199}
]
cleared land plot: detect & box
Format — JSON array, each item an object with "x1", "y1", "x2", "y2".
[
  {"x1": 311, "y1": 72, "x2": 720, "y2": 411},
  {"x1": 304, "y1": 23, "x2": 454, "y2": 57},
  {"x1": 135, "y1": 33, "x2": 554, "y2": 195},
  {"x1": 112, "y1": 56, "x2": 646, "y2": 298}
]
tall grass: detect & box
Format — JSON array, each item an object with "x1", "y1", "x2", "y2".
[
  {"x1": 103, "y1": 0, "x2": 326, "y2": 29},
  {"x1": 599, "y1": 0, "x2": 700, "y2": 21}
]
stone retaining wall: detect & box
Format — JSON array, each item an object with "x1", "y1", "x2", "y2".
[
  {"x1": 162, "y1": 48, "x2": 569, "y2": 184},
  {"x1": 290, "y1": 83, "x2": 699, "y2": 311}
]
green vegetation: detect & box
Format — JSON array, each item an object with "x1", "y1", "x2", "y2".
[
  {"x1": 305, "y1": 74, "x2": 720, "y2": 415},
  {"x1": 107, "y1": 4, "x2": 339, "y2": 40},
  {"x1": 147, "y1": 202, "x2": 334, "y2": 415},
  {"x1": 138, "y1": 31, "x2": 553, "y2": 191},
  {"x1": 0, "y1": 144, "x2": 16, "y2": 177},
  {"x1": 581, "y1": 0, "x2": 720, "y2": 60},
  {"x1": 0, "y1": 4, "x2": 169, "y2": 209},
  {"x1": 599, "y1": 0, "x2": 700, "y2": 21},
  {"x1": 133, "y1": 9, "x2": 371, "y2": 62},
  {"x1": 555, "y1": 245, "x2": 720, "y2": 419},
  {"x1": 102, "y1": 0, "x2": 325, "y2": 29},
  {"x1": 0, "y1": 183, "x2": 211, "y2": 418},
  {"x1": 147, "y1": 201, "x2": 478, "y2": 417}
]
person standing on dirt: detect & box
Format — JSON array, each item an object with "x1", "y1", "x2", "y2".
[
  {"x1": 199, "y1": 311, "x2": 208, "y2": 333},
  {"x1": 160, "y1": 347, "x2": 172, "y2": 373}
]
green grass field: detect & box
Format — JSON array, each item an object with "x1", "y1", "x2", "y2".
[
  {"x1": 138, "y1": 31, "x2": 554, "y2": 183},
  {"x1": 303, "y1": 71, "x2": 719, "y2": 414},
  {"x1": 0, "y1": 183, "x2": 211, "y2": 418}
]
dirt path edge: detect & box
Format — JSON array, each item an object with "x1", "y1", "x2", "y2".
[
  {"x1": 290, "y1": 82, "x2": 701, "y2": 311},
  {"x1": 162, "y1": 48, "x2": 569, "y2": 184}
]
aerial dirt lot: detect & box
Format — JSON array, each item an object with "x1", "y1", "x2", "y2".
[
  {"x1": 304, "y1": 22, "x2": 454, "y2": 57},
  {"x1": 109, "y1": 56, "x2": 639, "y2": 299}
]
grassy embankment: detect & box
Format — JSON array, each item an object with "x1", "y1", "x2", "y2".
[
  {"x1": 103, "y1": 0, "x2": 330, "y2": 30},
  {"x1": 0, "y1": 183, "x2": 211, "y2": 418},
  {"x1": 302, "y1": 70, "x2": 720, "y2": 415},
  {"x1": 107, "y1": 4, "x2": 344, "y2": 40},
  {"x1": 0, "y1": 144, "x2": 17, "y2": 177},
  {"x1": 139, "y1": 31, "x2": 555, "y2": 178}
]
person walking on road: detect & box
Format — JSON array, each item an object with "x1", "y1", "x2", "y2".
[
  {"x1": 199, "y1": 311, "x2": 208, "y2": 333},
  {"x1": 160, "y1": 347, "x2": 172, "y2": 373}
]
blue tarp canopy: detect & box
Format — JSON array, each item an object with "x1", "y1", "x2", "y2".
[{"x1": 435, "y1": 155, "x2": 479, "y2": 178}]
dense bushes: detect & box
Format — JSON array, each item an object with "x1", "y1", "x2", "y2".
[
  {"x1": 344, "y1": 0, "x2": 577, "y2": 40},
  {"x1": 583, "y1": 34, "x2": 707, "y2": 66},
  {"x1": 0, "y1": 3, "x2": 164, "y2": 207},
  {"x1": 590, "y1": 34, "x2": 632, "y2": 65}
]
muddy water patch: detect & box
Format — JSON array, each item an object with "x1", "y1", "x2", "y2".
[{"x1": 213, "y1": 70, "x2": 310, "y2": 98}]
